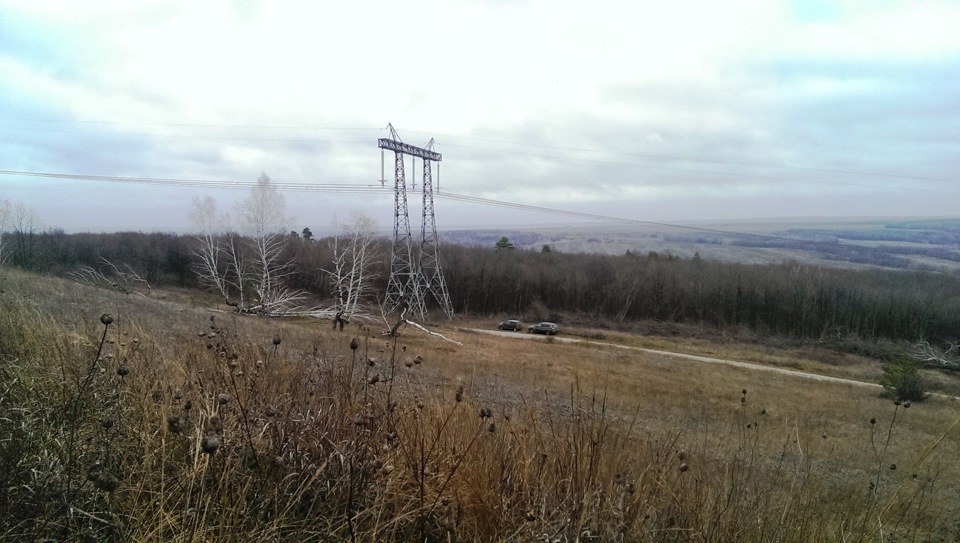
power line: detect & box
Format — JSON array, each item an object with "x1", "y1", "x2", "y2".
[
  {"x1": 3, "y1": 119, "x2": 956, "y2": 186},
  {"x1": 0, "y1": 170, "x2": 384, "y2": 192},
  {"x1": 2, "y1": 125, "x2": 371, "y2": 145},
  {"x1": 401, "y1": 129, "x2": 960, "y2": 186},
  {"x1": 0, "y1": 168, "x2": 867, "y2": 245},
  {"x1": 0, "y1": 118, "x2": 375, "y2": 131},
  {"x1": 6, "y1": 126, "x2": 958, "y2": 194}
]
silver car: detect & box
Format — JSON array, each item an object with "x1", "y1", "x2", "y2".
[{"x1": 528, "y1": 322, "x2": 559, "y2": 335}]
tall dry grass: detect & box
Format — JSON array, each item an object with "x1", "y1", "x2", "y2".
[{"x1": 1, "y1": 268, "x2": 958, "y2": 542}]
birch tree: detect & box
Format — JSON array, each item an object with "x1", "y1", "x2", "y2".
[
  {"x1": 189, "y1": 195, "x2": 239, "y2": 307},
  {"x1": 324, "y1": 212, "x2": 381, "y2": 327},
  {"x1": 237, "y1": 173, "x2": 303, "y2": 314},
  {"x1": 189, "y1": 173, "x2": 303, "y2": 314}
]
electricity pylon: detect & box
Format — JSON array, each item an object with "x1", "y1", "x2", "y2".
[
  {"x1": 419, "y1": 138, "x2": 455, "y2": 318},
  {"x1": 378, "y1": 124, "x2": 454, "y2": 318}
]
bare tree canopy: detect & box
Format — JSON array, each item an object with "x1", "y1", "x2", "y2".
[
  {"x1": 239, "y1": 173, "x2": 288, "y2": 236},
  {"x1": 910, "y1": 340, "x2": 960, "y2": 370},
  {"x1": 0, "y1": 199, "x2": 11, "y2": 265},
  {"x1": 324, "y1": 212, "x2": 381, "y2": 327},
  {"x1": 0, "y1": 200, "x2": 43, "y2": 267},
  {"x1": 188, "y1": 174, "x2": 303, "y2": 315}
]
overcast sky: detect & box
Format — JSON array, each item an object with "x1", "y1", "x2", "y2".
[{"x1": 1, "y1": 0, "x2": 958, "y2": 234}]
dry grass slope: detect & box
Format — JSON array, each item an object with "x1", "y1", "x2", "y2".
[{"x1": 1, "y1": 268, "x2": 958, "y2": 542}]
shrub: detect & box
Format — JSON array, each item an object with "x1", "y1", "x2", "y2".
[{"x1": 879, "y1": 354, "x2": 927, "y2": 401}]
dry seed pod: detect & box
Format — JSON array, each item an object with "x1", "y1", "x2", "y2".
[
  {"x1": 205, "y1": 415, "x2": 223, "y2": 434},
  {"x1": 201, "y1": 435, "x2": 221, "y2": 455}
]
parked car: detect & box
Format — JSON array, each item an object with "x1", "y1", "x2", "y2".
[
  {"x1": 528, "y1": 322, "x2": 559, "y2": 335},
  {"x1": 497, "y1": 319, "x2": 523, "y2": 331}
]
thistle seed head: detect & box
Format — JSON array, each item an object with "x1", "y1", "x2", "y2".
[
  {"x1": 92, "y1": 472, "x2": 119, "y2": 492},
  {"x1": 201, "y1": 435, "x2": 221, "y2": 455},
  {"x1": 205, "y1": 415, "x2": 223, "y2": 434},
  {"x1": 100, "y1": 313, "x2": 114, "y2": 326},
  {"x1": 167, "y1": 415, "x2": 186, "y2": 434}
]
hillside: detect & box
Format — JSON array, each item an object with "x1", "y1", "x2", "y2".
[{"x1": 2, "y1": 268, "x2": 959, "y2": 541}]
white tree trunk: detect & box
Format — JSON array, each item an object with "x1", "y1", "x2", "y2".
[
  {"x1": 324, "y1": 212, "x2": 381, "y2": 325},
  {"x1": 237, "y1": 174, "x2": 303, "y2": 314}
]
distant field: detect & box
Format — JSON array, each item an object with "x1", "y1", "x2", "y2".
[{"x1": 444, "y1": 216, "x2": 960, "y2": 272}]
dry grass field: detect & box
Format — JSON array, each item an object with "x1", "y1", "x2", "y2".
[{"x1": 2, "y1": 268, "x2": 959, "y2": 542}]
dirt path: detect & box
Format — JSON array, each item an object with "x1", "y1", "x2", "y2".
[{"x1": 468, "y1": 328, "x2": 884, "y2": 390}]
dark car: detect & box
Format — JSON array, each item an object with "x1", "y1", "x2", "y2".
[
  {"x1": 528, "y1": 322, "x2": 559, "y2": 335},
  {"x1": 498, "y1": 319, "x2": 523, "y2": 331}
]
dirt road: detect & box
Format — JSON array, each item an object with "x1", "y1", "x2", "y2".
[{"x1": 469, "y1": 328, "x2": 883, "y2": 389}]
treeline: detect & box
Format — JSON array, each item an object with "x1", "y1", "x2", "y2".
[
  {"x1": 0, "y1": 230, "x2": 340, "y2": 297},
  {"x1": 443, "y1": 246, "x2": 960, "y2": 344},
  {"x1": 2, "y1": 230, "x2": 959, "y2": 345}
]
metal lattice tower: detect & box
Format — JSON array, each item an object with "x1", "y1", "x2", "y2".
[
  {"x1": 379, "y1": 124, "x2": 453, "y2": 318},
  {"x1": 419, "y1": 138, "x2": 455, "y2": 318}
]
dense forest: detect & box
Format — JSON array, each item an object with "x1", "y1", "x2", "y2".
[{"x1": 2, "y1": 229, "x2": 959, "y2": 347}]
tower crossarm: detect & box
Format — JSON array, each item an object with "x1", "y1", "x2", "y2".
[{"x1": 378, "y1": 138, "x2": 442, "y2": 162}]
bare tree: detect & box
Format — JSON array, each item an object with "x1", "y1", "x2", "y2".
[
  {"x1": 67, "y1": 257, "x2": 151, "y2": 296},
  {"x1": 324, "y1": 212, "x2": 381, "y2": 328},
  {"x1": 910, "y1": 340, "x2": 960, "y2": 370},
  {"x1": 189, "y1": 174, "x2": 303, "y2": 315},
  {"x1": 237, "y1": 173, "x2": 303, "y2": 314},
  {"x1": 9, "y1": 202, "x2": 43, "y2": 266},
  {"x1": 189, "y1": 195, "x2": 237, "y2": 306},
  {"x1": 0, "y1": 199, "x2": 10, "y2": 265}
]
